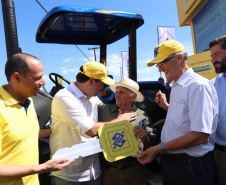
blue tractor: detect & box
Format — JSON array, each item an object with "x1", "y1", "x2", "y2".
[{"x1": 2, "y1": 2, "x2": 170, "y2": 184}]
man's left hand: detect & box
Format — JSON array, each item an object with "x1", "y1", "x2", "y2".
[{"x1": 133, "y1": 126, "x2": 148, "y2": 143}]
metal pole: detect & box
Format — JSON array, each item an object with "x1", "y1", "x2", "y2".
[
  {"x1": 129, "y1": 23, "x2": 137, "y2": 81},
  {"x1": 100, "y1": 44, "x2": 106, "y2": 65},
  {"x1": 88, "y1": 47, "x2": 100, "y2": 61},
  {"x1": 35, "y1": 0, "x2": 48, "y2": 13}
]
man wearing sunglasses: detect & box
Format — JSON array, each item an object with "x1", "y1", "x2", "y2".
[{"x1": 137, "y1": 40, "x2": 218, "y2": 185}]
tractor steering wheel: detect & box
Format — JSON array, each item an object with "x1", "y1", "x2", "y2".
[{"x1": 49, "y1": 73, "x2": 70, "y2": 87}]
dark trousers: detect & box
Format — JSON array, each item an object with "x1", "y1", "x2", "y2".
[
  {"x1": 161, "y1": 152, "x2": 213, "y2": 185},
  {"x1": 101, "y1": 162, "x2": 148, "y2": 185}
]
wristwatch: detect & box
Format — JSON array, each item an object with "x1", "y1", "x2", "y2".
[{"x1": 159, "y1": 143, "x2": 166, "y2": 154}]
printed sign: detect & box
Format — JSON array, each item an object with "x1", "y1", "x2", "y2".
[
  {"x1": 188, "y1": 50, "x2": 217, "y2": 80},
  {"x1": 193, "y1": 0, "x2": 226, "y2": 53}
]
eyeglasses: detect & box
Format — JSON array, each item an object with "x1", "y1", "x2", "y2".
[{"x1": 156, "y1": 56, "x2": 174, "y2": 68}]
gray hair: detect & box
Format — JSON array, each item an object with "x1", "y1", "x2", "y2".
[
  {"x1": 129, "y1": 90, "x2": 136, "y2": 97},
  {"x1": 169, "y1": 51, "x2": 188, "y2": 64}
]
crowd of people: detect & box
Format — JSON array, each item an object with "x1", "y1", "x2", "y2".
[{"x1": 0, "y1": 35, "x2": 226, "y2": 185}]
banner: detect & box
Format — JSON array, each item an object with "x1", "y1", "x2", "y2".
[
  {"x1": 157, "y1": 26, "x2": 175, "y2": 44},
  {"x1": 193, "y1": 0, "x2": 226, "y2": 53},
  {"x1": 121, "y1": 51, "x2": 129, "y2": 77},
  {"x1": 188, "y1": 50, "x2": 217, "y2": 80}
]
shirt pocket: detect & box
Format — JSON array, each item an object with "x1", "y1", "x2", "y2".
[{"x1": 169, "y1": 101, "x2": 190, "y2": 132}]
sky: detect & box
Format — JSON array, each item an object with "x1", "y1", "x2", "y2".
[{"x1": 0, "y1": 0, "x2": 194, "y2": 92}]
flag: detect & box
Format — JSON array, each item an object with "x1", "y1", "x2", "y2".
[
  {"x1": 157, "y1": 26, "x2": 175, "y2": 44},
  {"x1": 121, "y1": 51, "x2": 129, "y2": 77}
]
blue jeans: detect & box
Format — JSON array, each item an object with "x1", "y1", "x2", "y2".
[
  {"x1": 51, "y1": 175, "x2": 101, "y2": 185},
  {"x1": 161, "y1": 152, "x2": 213, "y2": 185}
]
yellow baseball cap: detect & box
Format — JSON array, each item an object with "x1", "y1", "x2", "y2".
[
  {"x1": 147, "y1": 40, "x2": 185, "y2": 67},
  {"x1": 82, "y1": 61, "x2": 115, "y2": 85}
]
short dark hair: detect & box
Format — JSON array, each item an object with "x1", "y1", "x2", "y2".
[
  {"x1": 76, "y1": 65, "x2": 100, "y2": 83},
  {"x1": 5, "y1": 53, "x2": 39, "y2": 82},
  {"x1": 209, "y1": 35, "x2": 226, "y2": 49}
]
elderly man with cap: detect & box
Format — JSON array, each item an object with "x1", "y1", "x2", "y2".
[
  {"x1": 137, "y1": 40, "x2": 218, "y2": 185},
  {"x1": 50, "y1": 62, "x2": 137, "y2": 185},
  {"x1": 98, "y1": 76, "x2": 156, "y2": 185}
]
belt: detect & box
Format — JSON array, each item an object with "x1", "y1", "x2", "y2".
[
  {"x1": 102, "y1": 161, "x2": 137, "y2": 170},
  {"x1": 165, "y1": 153, "x2": 190, "y2": 160},
  {"x1": 215, "y1": 143, "x2": 226, "y2": 153}
]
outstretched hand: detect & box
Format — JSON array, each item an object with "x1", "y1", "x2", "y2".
[
  {"x1": 41, "y1": 158, "x2": 74, "y2": 173},
  {"x1": 137, "y1": 145, "x2": 160, "y2": 164}
]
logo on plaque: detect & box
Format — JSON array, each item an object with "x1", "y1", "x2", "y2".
[
  {"x1": 111, "y1": 129, "x2": 126, "y2": 150},
  {"x1": 99, "y1": 121, "x2": 139, "y2": 162}
]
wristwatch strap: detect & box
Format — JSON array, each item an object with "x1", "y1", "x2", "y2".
[{"x1": 159, "y1": 143, "x2": 166, "y2": 154}]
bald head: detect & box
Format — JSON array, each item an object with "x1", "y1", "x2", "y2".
[{"x1": 5, "y1": 53, "x2": 40, "y2": 82}]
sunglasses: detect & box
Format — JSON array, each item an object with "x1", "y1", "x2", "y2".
[{"x1": 156, "y1": 56, "x2": 174, "y2": 68}]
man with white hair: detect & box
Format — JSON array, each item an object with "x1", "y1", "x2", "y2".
[
  {"x1": 99, "y1": 76, "x2": 156, "y2": 185},
  {"x1": 137, "y1": 40, "x2": 218, "y2": 185}
]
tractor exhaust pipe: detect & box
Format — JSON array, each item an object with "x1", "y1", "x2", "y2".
[{"x1": 1, "y1": 0, "x2": 21, "y2": 59}]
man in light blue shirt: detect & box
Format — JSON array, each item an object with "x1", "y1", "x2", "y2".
[
  {"x1": 137, "y1": 40, "x2": 218, "y2": 185},
  {"x1": 209, "y1": 35, "x2": 226, "y2": 185}
]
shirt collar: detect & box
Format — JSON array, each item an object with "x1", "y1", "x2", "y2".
[
  {"x1": 110, "y1": 104, "x2": 138, "y2": 113},
  {"x1": 0, "y1": 85, "x2": 32, "y2": 108},
  {"x1": 174, "y1": 68, "x2": 194, "y2": 87},
  {"x1": 69, "y1": 81, "x2": 88, "y2": 99},
  {"x1": 0, "y1": 85, "x2": 19, "y2": 106},
  {"x1": 19, "y1": 99, "x2": 31, "y2": 108}
]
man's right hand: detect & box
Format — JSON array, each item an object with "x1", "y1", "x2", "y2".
[
  {"x1": 137, "y1": 145, "x2": 160, "y2": 164},
  {"x1": 40, "y1": 158, "x2": 74, "y2": 173},
  {"x1": 155, "y1": 90, "x2": 169, "y2": 111},
  {"x1": 117, "y1": 110, "x2": 137, "y2": 122}
]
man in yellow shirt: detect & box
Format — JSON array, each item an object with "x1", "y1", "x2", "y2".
[{"x1": 0, "y1": 53, "x2": 73, "y2": 185}]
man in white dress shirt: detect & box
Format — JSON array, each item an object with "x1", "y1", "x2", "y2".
[
  {"x1": 137, "y1": 40, "x2": 218, "y2": 185},
  {"x1": 50, "y1": 61, "x2": 137, "y2": 185}
]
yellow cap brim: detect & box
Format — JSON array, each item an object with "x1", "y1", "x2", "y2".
[
  {"x1": 147, "y1": 56, "x2": 168, "y2": 67},
  {"x1": 147, "y1": 40, "x2": 185, "y2": 67},
  {"x1": 101, "y1": 77, "x2": 115, "y2": 85}
]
